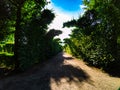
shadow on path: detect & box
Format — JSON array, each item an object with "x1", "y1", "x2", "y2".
[{"x1": 0, "y1": 52, "x2": 93, "y2": 90}]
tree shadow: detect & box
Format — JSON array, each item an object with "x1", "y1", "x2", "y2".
[
  {"x1": 0, "y1": 52, "x2": 94, "y2": 90},
  {"x1": 39, "y1": 52, "x2": 94, "y2": 89},
  {"x1": 64, "y1": 56, "x2": 74, "y2": 60},
  {"x1": 104, "y1": 62, "x2": 120, "y2": 77}
]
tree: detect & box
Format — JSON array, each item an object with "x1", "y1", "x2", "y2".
[
  {"x1": 11, "y1": 0, "x2": 47, "y2": 70},
  {"x1": 63, "y1": 0, "x2": 120, "y2": 69},
  {"x1": 83, "y1": 0, "x2": 120, "y2": 60},
  {"x1": 0, "y1": 0, "x2": 12, "y2": 41},
  {"x1": 0, "y1": 0, "x2": 63, "y2": 70}
]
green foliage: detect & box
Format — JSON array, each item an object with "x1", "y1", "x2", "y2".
[
  {"x1": 0, "y1": 42, "x2": 14, "y2": 53},
  {"x1": 17, "y1": 8, "x2": 62, "y2": 70},
  {"x1": 63, "y1": 0, "x2": 120, "y2": 70},
  {"x1": 0, "y1": 53, "x2": 14, "y2": 69},
  {"x1": 0, "y1": 0, "x2": 15, "y2": 41},
  {"x1": 0, "y1": 0, "x2": 63, "y2": 71}
]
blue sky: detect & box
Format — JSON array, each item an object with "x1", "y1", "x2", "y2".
[
  {"x1": 51, "y1": 0, "x2": 82, "y2": 12},
  {"x1": 46, "y1": 0, "x2": 84, "y2": 40}
]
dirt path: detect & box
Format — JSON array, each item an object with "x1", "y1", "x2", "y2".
[{"x1": 0, "y1": 52, "x2": 120, "y2": 90}]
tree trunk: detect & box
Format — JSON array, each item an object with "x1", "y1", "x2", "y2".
[{"x1": 14, "y1": 5, "x2": 22, "y2": 70}]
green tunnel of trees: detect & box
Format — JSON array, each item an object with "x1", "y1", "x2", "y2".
[{"x1": 0, "y1": 0, "x2": 120, "y2": 74}]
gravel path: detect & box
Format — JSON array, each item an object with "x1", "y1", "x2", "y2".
[{"x1": 0, "y1": 52, "x2": 120, "y2": 90}]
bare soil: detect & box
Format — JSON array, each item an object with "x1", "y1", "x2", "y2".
[{"x1": 0, "y1": 52, "x2": 120, "y2": 90}]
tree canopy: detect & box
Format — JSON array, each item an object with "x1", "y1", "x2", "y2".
[
  {"x1": 63, "y1": 0, "x2": 120, "y2": 71},
  {"x1": 0, "y1": 0, "x2": 63, "y2": 70}
]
